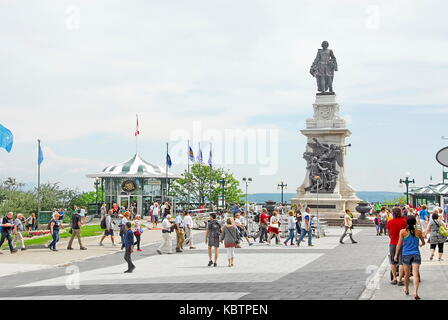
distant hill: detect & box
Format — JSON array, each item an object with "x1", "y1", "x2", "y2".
[{"x1": 246, "y1": 191, "x2": 402, "y2": 204}]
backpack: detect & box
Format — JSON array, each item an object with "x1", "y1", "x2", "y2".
[
  {"x1": 435, "y1": 220, "x2": 448, "y2": 237},
  {"x1": 254, "y1": 214, "x2": 260, "y2": 223},
  {"x1": 100, "y1": 217, "x2": 107, "y2": 229}
]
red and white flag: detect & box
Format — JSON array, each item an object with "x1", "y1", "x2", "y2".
[{"x1": 135, "y1": 114, "x2": 140, "y2": 136}]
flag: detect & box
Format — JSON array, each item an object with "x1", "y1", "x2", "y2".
[
  {"x1": 0, "y1": 123, "x2": 13, "y2": 152},
  {"x1": 197, "y1": 146, "x2": 203, "y2": 163},
  {"x1": 188, "y1": 146, "x2": 195, "y2": 162},
  {"x1": 208, "y1": 149, "x2": 212, "y2": 167},
  {"x1": 38, "y1": 140, "x2": 44, "y2": 165},
  {"x1": 166, "y1": 153, "x2": 172, "y2": 168},
  {"x1": 135, "y1": 114, "x2": 140, "y2": 136}
]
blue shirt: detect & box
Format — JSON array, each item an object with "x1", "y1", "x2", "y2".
[
  {"x1": 419, "y1": 209, "x2": 429, "y2": 221},
  {"x1": 403, "y1": 232, "x2": 420, "y2": 256},
  {"x1": 124, "y1": 229, "x2": 135, "y2": 249},
  {"x1": 174, "y1": 215, "x2": 184, "y2": 228}
]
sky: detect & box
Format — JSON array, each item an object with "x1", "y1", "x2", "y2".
[{"x1": 1, "y1": 0, "x2": 448, "y2": 194}]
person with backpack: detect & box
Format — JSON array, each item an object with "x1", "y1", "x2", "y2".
[
  {"x1": 99, "y1": 209, "x2": 116, "y2": 246},
  {"x1": 205, "y1": 213, "x2": 221, "y2": 267},
  {"x1": 424, "y1": 212, "x2": 447, "y2": 261},
  {"x1": 395, "y1": 215, "x2": 425, "y2": 300},
  {"x1": 133, "y1": 215, "x2": 143, "y2": 252}
]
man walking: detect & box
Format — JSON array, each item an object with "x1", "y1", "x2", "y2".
[
  {"x1": 67, "y1": 209, "x2": 87, "y2": 250},
  {"x1": 99, "y1": 209, "x2": 116, "y2": 246},
  {"x1": 174, "y1": 211, "x2": 185, "y2": 253},
  {"x1": 386, "y1": 207, "x2": 407, "y2": 285},
  {"x1": 258, "y1": 208, "x2": 269, "y2": 243},
  {"x1": 183, "y1": 211, "x2": 196, "y2": 249},
  {"x1": 0, "y1": 212, "x2": 17, "y2": 254},
  {"x1": 157, "y1": 214, "x2": 173, "y2": 254},
  {"x1": 123, "y1": 222, "x2": 136, "y2": 273},
  {"x1": 297, "y1": 207, "x2": 314, "y2": 247}
]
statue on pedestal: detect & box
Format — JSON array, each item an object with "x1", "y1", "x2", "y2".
[{"x1": 310, "y1": 41, "x2": 338, "y2": 94}]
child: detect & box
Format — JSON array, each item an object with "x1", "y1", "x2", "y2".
[{"x1": 374, "y1": 214, "x2": 381, "y2": 236}]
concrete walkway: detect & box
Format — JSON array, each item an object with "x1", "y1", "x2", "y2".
[{"x1": 0, "y1": 220, "x2": 201, "y2": 276}]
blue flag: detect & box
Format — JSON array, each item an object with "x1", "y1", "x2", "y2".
[
  {"x1": 208, "y1": 149, "x2": 212, "y2": 168},
  {"x1": 197, "y1": 147, "x2": 203, "y2": 163},
  {"x1": 0, "y1": 123, "x2": 13, "y2": 153},
  {"x1": 38, "y1": 141, "x2": 44, "y2": 165},
  {"x1": 188, "y1": 146, "x2": 195, "y2": 162},
  {"x1": 166, "y1": 153, "x2": 172, "y2": 168}
]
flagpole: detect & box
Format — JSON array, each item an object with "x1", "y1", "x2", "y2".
[
  {"x1": 187, "y1": 140, "x2": 190, "y2": 210},
  {"x1": 165, "y1": 142, "x2": 168, "y2": 202},
  {"x1": 37, "y1": 139, "x2": 41, "y2": 215},
  {"x1": 135, "y1": 114, "x2": 138, "y2": 154}
]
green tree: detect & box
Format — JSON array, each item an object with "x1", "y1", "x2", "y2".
[{"x1": 170, "y1": 164, "x2": 244, "y2": 206}]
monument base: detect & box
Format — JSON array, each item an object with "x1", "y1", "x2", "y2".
[{"x1": 293, "y1": 94, "x2": 360, "y2": 218}]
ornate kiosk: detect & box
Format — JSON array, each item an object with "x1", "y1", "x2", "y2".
[{"x1": 86, "y1": 153, "x2": 181, "y2": 215}]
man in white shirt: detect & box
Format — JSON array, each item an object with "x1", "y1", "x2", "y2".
[
  {"x1": 297, "y1": 207, "x2": 313, "y2": 247},
  {"x1": 174, "y1": 212, "x2": 185, "y2": 253},
  {"x1": 157, "y1": 215, "x2": 173, "y2": 255},
  {"x1": 183, "y1": 211, "x2": 196, "y2": 249},
  {"x1": 235, "y1": 213, "x2": 253, "y2": 246}
]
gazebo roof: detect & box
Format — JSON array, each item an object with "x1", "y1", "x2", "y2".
[
  {"x1": 86, "y1": 153, "x2": 182, "y2": 179},
  {"x1": 409, "y1": 183, "x2": 448, "y2": 195}
]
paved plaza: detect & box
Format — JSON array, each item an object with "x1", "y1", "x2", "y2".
[{"x1": 0, "y1": 227, "x2": 403, "y2": 300}]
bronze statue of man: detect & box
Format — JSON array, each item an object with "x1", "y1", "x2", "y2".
[{"x1": 310, "y1": 41, "x2": 338, "y2": 94}]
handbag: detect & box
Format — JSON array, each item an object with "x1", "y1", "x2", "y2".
[{"x1": 68, "y1": 228, "x2": 73, "y2": 234}]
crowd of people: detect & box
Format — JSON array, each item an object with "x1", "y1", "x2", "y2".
[{"x1": 385, "y1": 204, "x2": 448, "y2": 300}]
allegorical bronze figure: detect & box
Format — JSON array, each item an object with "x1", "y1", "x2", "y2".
[{"x1": 310, "y1": 41, "x2": 338, "y2": 94}]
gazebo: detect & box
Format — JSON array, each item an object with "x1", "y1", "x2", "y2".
[
  {"x1": 86, "y1": 153, "x2": 181, "y2": 215},
  {"x1": 408, "y1": 183, "x2": 448, "y2": 208}
]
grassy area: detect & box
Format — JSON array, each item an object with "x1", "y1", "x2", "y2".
[{"x1": 1, "y1": 224, "x2": 104, "y2": 249}]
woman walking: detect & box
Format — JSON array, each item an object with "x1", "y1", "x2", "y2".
[
  {"x1": 395, "y1": 216, "x2": 425, "y2": 300},
  {"x1": 267, "y1": 211, "x2": 281, "y2": 245},
  {"x1": 48, "y1": 212, "x2": 61, "y2": 251},
  {"x1": 339, "y1": 209, "x2": 358, "y2": 244},
  {"x1": 283, "y1": 210, "x2": 296, "y2": 246},
  {"x1": 152, "y1": 202, "x2": 160, "y2": 229},
  {"x1": 424, "y1": 212, "x2": 447, "y2": 261},
  {"x1": 295, "y1": 205, "x2": 302, "y2": 243},
  {"x1": 133, "y1": 215, "x2": 143, "y2": 252},
  {"x1": 205, "y1": 213, "x2": 221, "y2": 267},
  {"x1": 220, "y1": 217, "x2": 240, "y2": 267}
]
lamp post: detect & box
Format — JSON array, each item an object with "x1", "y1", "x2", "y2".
[
  {"x1": 277, "y1": 180, "x2": 288, "y2": 205},
  {"x1": 400, "y1": 172, "x2": 415, "y2": 206},
  {"x1": 94, "y1": 177, "x2": 100, "y2": 216},
  {"x1": 217, "y1": 173, "x2": 226, "y2": 210},
  {"x1": 314, "y1": 175, "x2": 321, "y2": 238},
  {"x1": 242, "y1": 177, "x2": 252, "y2": 211}
]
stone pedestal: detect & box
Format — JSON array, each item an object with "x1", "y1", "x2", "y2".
[{"x1": 291, "y1": 94, "x2": 360, "y2": 218}]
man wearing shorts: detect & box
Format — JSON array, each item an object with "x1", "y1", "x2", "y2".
[
  {"x1": 386, "y1": 207, "x2": 407, "y2": 285},
  {"x1": 99, "y1": 210, "x2": 115, "y2": 246}
]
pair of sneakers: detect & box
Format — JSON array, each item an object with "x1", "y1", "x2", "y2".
[{"x1": 208, "y1": 260, "x2": 217, "y2": 267}]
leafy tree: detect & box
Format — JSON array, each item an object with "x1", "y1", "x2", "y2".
[{"x1": 171, "y1": 164, "x2": 244, "y2": 207}]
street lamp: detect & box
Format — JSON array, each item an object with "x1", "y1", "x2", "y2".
[
  {"x1": 217, "y1": 173, "x2": 226, "y2": 210},
  {"x1": 242, "y1": 177, "x2": 252, "y2": 210},
  {"x1": 277, "y1": 180, "x2": 288, "y2": 205},
  {"x1": 314, "y1": 175, "x2": 321, "y2": 238},
  {"x1": 400, "y1": 172, "x2": 415, "y2": 206},
  {"x1": 94, "y1": 177, "x2": 100, "y2": 217}
]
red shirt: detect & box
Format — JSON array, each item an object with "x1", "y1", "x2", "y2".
[
  {"x1": 260, "y1": 213, "x2": 269, "y2": 225},
  {"x1": 386, "y1": 217, "x2": 407, "y2": 245}
]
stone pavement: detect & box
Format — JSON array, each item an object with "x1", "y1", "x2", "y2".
[
  {"x1": 363, "y1": 237, "x2": 448, "y2": 300},
  {"x1": 0, "y1": 227, "x2": 391, "y2": 300}
]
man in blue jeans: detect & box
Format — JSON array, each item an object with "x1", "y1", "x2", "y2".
[{"x1": 297, "y1": 207, "x2": 313, "y2": 247}]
